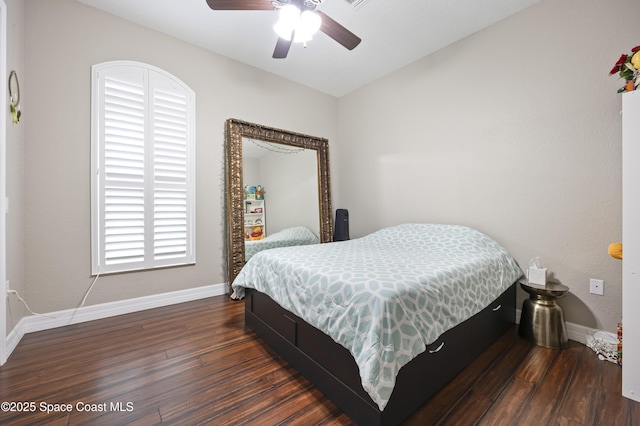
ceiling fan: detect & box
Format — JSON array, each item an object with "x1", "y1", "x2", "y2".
[{"x1": 205, "y1": 0, "x2": 361, "y2": 59}]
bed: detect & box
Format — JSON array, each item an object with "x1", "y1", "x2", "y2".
[
  {"x1": 232, "y1": 224, "x2": 523, "y2": 425},
  {"x1": 244, "y1": 226, "x2": 320, "y2": 260}
]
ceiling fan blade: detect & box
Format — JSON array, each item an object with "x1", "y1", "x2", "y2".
[
  {"x1": 206, "y1": 0, "x2": 275, "y2": 11},
  {"x1": 317, "y1": 11, "x2": 361, "y2": 50},
  {"x1": 273, "y1": 36, "x2": 293, "y2": 59}
]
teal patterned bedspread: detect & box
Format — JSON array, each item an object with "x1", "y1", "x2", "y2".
[
  {"x1": 231, "y1": 223, "x2": 523, "y2": 410},
  {"x1": 245, "y1": 226, "x2": 319, "y2": 260}
]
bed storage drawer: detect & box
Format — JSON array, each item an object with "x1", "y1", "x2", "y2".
[
  {"x1": 245, "y1": 288, "x2": 381, "y2": 423},
  {"x1": 471, "y1": 285, "x2": 516, "y2": 356},
  {"x1": 383, "y1": 309, "x2": 474, "y2": 422},
  {"x1": 246, "y1": 289, "x2": 374, "y2": 404},
  {"x1": 295, "y1": 319, "x2": 366, "y2": 399},
  {"x1": 247, "y1": 290, "x2": 298, "y2": 345}
]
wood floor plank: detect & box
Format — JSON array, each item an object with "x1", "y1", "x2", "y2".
[
  {"x1": 516, "y1": 342, "x2": 582, "y2": 425},
  {"x1": 593, "y1": 355, "x2": 629, "y2": 426},
  {"x1": 429, "y1": 333, "x2": 533, "y2": 425},
  {"x1": 236, "y1": 385, "x2": 330, "y2": 426},
  {"x1": 555, "y1": 344, "x2": 605, "y2": 425},
  {"x1": 158, "y1": 358, "x2": 296, "y2": 423},
  {"x1": 113, "y1": 410, "x2": 163, "y2": 426},
  {"x1": 81, "y1": 339, "x2": 269, "y2": 423},
  {"x1": 464, "y1": 336, "x2": 534, "y2": 403},
  {"x1": 478, "y1": 376, "x2": 536, "y2": 425},
  {"x1": 404, "y1": 328, "x2": 521, "y2": 425},
  {"x1": 206, "y1": 375, "x2": 315, "y2": 425},
  {"x1": 477, "y1": 345, "x2": 561, "y2": 424},
  {"x1": 275, "y1": 390, "x2": 351, "y2": 426},
  {"x1": 1, "y1": 295, "x2": 639, "y2": 425},
  {"x1": 626, "y1": 395, "x2": 640, "y2": 425}
]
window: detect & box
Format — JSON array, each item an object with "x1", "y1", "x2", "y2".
[{"x1": 91, "y1": 61, "x2": 195, "y2": 274}]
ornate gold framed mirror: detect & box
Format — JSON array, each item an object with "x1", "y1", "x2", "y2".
[{"x1": 225, "y1": 119, "x2": 333, "y2": 284}]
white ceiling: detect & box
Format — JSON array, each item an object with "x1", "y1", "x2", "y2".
[{"x1": 77, "y1": 0, "x2": 540, "y2": 97}]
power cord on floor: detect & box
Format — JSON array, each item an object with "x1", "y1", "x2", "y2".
[
  {"x1": 68, "y1": 272, "x2": 101, "y2": 322},
  {"x1": 6, "y1": 288, "x2": 58, "y2": 319},
  {"x1": 6, "y1": 271, "x2": 101, "y2": 320},
  {"x1": 78, "y1": 272, "x2": 100, "y2": 308},
  {"x1": 586, "y1": 330, "x2": 619, "y2": 364}
]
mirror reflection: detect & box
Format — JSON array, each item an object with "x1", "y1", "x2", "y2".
[
  {"x1": 225, "y1": 119, "x2": 332, "y2": 284},
  {"x1": 242, "y1": 138, "x2": 321, "y2": 260}
]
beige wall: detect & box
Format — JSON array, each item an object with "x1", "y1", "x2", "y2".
[
  {"x1": 335, "y1": 0, "x2": 640, "y2": 332},
  {"x1": 5, "y1": 0, "x2": 26, "y2": 335},
  {"x1": 18, "y1": 0, "x2": 337, "y2": 315}
]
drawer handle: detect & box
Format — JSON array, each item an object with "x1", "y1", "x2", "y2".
[
  {"x1": 429, "y1": 342, "x2": 445, "y2": 353},
  {"x1": 492, "y1": 304, "x2": 502, "y2": 312}
]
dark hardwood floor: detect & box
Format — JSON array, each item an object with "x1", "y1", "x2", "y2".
[{"x1": 1, "y1": 295, "x2": 638, "y2": 425}]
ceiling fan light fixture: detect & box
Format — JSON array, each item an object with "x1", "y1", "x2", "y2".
[
  {"x1": 273, "y1": 22, "x2": 293, "y2": 40},
  {"x1": 279, "y1": 4, "x2": 301, "y2": 27},
  {"x1": 300, "y1": 10, "x2": 321, "y2": 33},
  {"x1": 274, "y1": 4, "x2": 299, "y2": 40},
  {"x1": 273, "y1": 5, "x2": 321, "y2": 43}
]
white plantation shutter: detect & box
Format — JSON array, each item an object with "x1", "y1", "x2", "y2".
[
  {"x1": 103, "y1": 74, "x2": 145, "y2": 267},
  {"x1": 91, "y1": 61, "x2": 195, "y2": 274},
  {"x1": 152, "y1": 80, "x2": 189, "y2": 262}
]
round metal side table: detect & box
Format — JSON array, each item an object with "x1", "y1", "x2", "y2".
[{"x1": 518, "y1": 278, "x2": 569, "y2": 349}]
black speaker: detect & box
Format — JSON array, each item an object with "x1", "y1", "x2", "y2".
[{"x1": 334, "y1": 209, "x2": 350, "y2": 241}]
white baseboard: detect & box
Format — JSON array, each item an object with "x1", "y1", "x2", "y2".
[
  {"x1": 3, "y1": 283, "x2": 227, "y2": 364},
  {"x1": 5, "y1": 318, "x2": 25, "y2": 362}
]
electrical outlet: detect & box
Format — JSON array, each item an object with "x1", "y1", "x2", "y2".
[{"x1": 590, "y1": 278, "x2": 604, "y2": 296}]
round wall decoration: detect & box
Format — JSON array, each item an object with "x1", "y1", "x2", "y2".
[{"x1": 8, "y1": 70, "x2": 21, "y2": 124}]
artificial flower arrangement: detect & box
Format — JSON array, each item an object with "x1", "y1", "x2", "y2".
[{"x1": 609, "y1": 45, "x2": 640, "y2": 93}]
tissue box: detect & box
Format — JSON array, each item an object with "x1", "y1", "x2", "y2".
[{"x1": 528, "y1": 267, "x2": 547, "y2": 286}]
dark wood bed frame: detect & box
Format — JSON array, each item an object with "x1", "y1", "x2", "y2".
[{"x1": 244, "y1": 283, "x2": 516, "y2": 425}]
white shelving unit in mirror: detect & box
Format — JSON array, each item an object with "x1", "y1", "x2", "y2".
[{"x1": 244, "y1": 185, "x2": 266, "y2": 240}]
